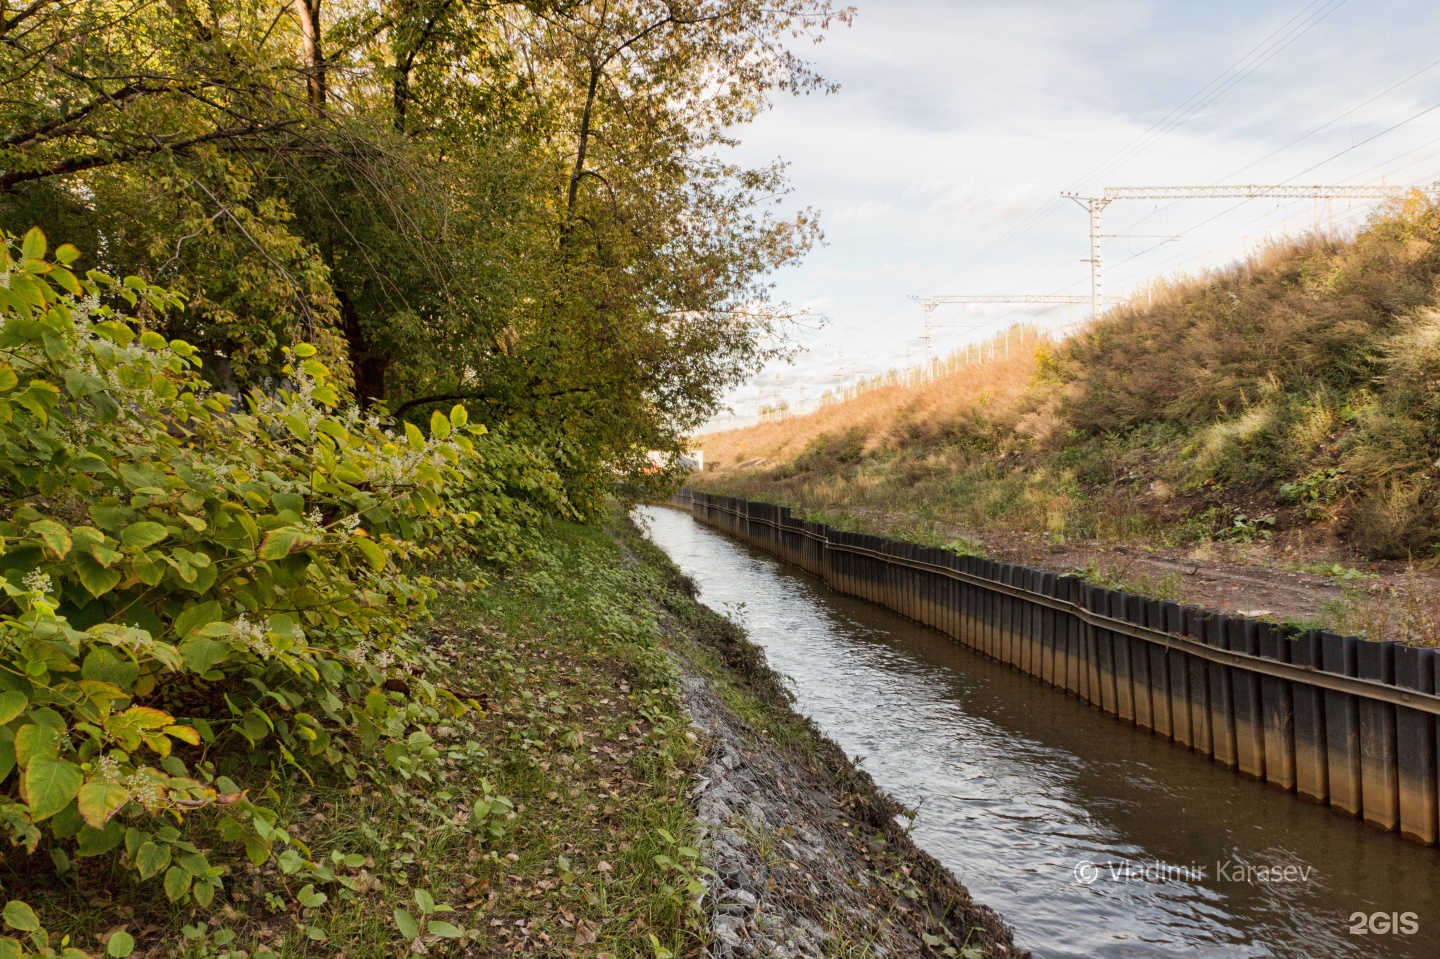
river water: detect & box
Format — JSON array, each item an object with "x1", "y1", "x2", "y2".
[{"x1": 636, "y1": 505, "x2": 1440, "y2": 958}]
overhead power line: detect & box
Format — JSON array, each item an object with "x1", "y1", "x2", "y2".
[
  {"x1": 1062, "y1": 183, "x2": 1407, "y2": 322},
  {"x1": 1069, "y1": 0, "x2": 1348, "y2": 194},
  {"x1": 1099, "y1": 184, "x2": 1410, "y2": 200},
  {"x1": 909, "y1": 294, "x2": 1122, "y2": 366}
]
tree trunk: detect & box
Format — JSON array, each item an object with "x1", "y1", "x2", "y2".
[
  {"x1": 562, "y1": 60, "x2": 602, "y2": 240},
  {"x1": 339, "y1": 290, "x2": 388, "y2": 406},
  {"x1": 393, "y1": 67, "x2": 410, "y2": 132},
  {"x1": 296, "y1": 0, "x2": 326, "y2": 112}
]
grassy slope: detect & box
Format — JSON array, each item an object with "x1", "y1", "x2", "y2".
[
  {"x1": 692, "y1": 198, "x2": 1440, "y2": 638},
  {"x1": 30, "y1": 507, "x2": 1013, "y2": 958}
]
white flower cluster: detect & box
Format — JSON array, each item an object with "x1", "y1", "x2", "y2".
[
  {"x1": 22, "y1": 569, "x2": 52, "y2": 595},
  {"x1": 366, "y1": 441, "x2": 455, "y2": 492},
  {"x1": 253, "y1": 367, "x2": 328, "y2": 441},
  {"x1": 305, "y1": 508, "x2": 326, "y2": 532},
  {"x1": 93, "y1": 754, "x2": 123, "y2": 784},
  {"x1": 347, "y1": 639, "x2": 395, "y2": 670},
  {"x1": 232, "y1": 614, "x2": 275, "y2": 658},
  {"x1": 85, "y1": 623, "x2": 161, "y2": 664},
  {"x1": 124, "y1": 771, "x2": 163, "y2": 809}
]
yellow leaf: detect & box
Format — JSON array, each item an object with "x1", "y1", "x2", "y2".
[
  {"x1": 163, "y1": 725, "x2": 201, "y2": 746},
  {"x1": 77, "y1": 781, "x2": 129, "y2": 828},
  {"x1": 29, "y1": 519, "x2": 71, "y2": 559},
  {"x1": 121, "y1": 706, "x2": 174, "y2": 730}
]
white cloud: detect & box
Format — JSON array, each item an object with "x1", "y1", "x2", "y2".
[{"x1": 702, "y1": 0, "x2": 1440, "y2": 427}]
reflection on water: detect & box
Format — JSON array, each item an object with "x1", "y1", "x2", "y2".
[{"x1": 636, "y1": 505, "x2": 1440, "y2": 959}]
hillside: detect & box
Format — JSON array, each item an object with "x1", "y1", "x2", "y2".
[{"x1": 692, "y1": 195, "x2": 1440, "y2": 639}]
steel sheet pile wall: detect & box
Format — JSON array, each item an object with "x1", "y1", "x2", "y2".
[{"x1": 671, "y1": 489, "x2": 1440, "y2": 846}]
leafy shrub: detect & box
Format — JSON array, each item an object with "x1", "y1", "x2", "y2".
[
  {"x1": 1348, "y1": 480, "x2": 1437, "y2": 559},
  {"x1": 792, "y1": 428, "x2": 868, "y2": 475},
  {"x1": 0, "y1": 229, "x2": 551, "y2": 950},
  {"x1": 1278, "y1": 467, "x2": 1347, "y2": 520}
]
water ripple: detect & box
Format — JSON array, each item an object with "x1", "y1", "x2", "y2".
[{"x1": 638, "y1": 506, "x2": 1440, "y2": 959}]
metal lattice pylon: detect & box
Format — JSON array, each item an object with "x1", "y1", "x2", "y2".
[{"x1": 1061, "y1": 183, "x2": 1421, "y2": 323}]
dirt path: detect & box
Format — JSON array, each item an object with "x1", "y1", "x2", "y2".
[{"x1": 831, "y1": 505, "x2": 1440, "y2": 630}]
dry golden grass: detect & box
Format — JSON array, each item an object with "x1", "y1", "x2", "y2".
[
  {"x1": 692, "y1": 197, "x2": 1440, "y2": 562},
  {"x1": 698, "y1": 324, "x2": 1048, "y2": 468}
]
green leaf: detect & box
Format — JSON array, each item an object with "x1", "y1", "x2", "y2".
[
  {"x1": 1, "y1": 901, "x2": 37, "y2": 932},
  {"x1": 75, "y1": 553, "x2": 122, "y2": 597},
  {"x1": 413, "y1": 888, "x2": 435, "y2": 914},
  {"x1": 106, "y1": 930, "x2": 135, "y2": 958},
  {"x1": 449, "y1": 404, "x2": 468, "y2": 428},
  {"x1": 405, "y1": 422, "x2": 426, "y2": 451},
  {"x1": 117, "y1": 463, "x2": 163, "y2": 491},
  {"x1": 258, "y1": 528, "x2": 311, "y2": 560},
  {"x1": 163, "y1": 866, "x2": 192, "y2": 901},
  {"x1": 135, "y1": 841, "x2": 171, "y2": 880},
  {"x1": 0, "y1": 939, "x2": 20, "y2": 959},
  {"x1": 29, "y1": 519, "x2": 71, "y2": 559},
  {"x1": 393, "y1": 908, "x2": 419, "y2": 940},
  {"x1": 14, "y1": 724, "x2": 58, "y2": 766},
  {"x1": 20, "y1": 228, "x2": 45, "y2": 261},
  {"x1": 120, "y1": 522, "x2": 169, "y2": 549},
  {"x1": 427, "y1": 920, "x2": 464, "y2": 938},
  {"x1": 172, "y1": 600, "x2": 222, "y2": 640},
  {"x1": 179, "y1": 636, "x2": 231, "y2": 674},
  {"x1": 355, "y1": 537, "x2": 386, "y2": 571},
  {"x1": 76, "y1": 822, "x2": 124, "y2": 857},
  {"x1": 78, "y1": 781, "x2": 129, "y2": 828},
  {"x1": 87, "y1": 541, "x2": 125, "y2": 568},
  {"x1": 90, "y1": 505, "x2": 137, "y2": 531},
  {"x1": 430, "y1": 410, "x2": 451, "y2": 439},
  {"x1": 296, "y1": 883, "x2": 327, "y2": 908},
  {"x1": 25, "y1": 755, "x2": 83, "y2": 820},
  {"x1": 0, "y1": 691, "x2": 26, "y2": 726},
  {"x1": 81, "y1": 642, "x2": 136, "y2": 688}
]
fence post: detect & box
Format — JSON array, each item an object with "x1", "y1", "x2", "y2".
[
  {"x1": 1231, "y1": 618, "x2": 1266, "y2": 780},
  {"x1": 1258, "y1": 622, "x2": 1296, "y2": 791},
  {"x1": 1145, "y1": 599, "x2": 1172, "y2": 739},
  {"x1": 1358, "y1": 641, "x2": 1399, "y2": 831},
  {"x1": 1322, "y1": 632, "x2": 1363, "y2": 817},
  {"x1": 1396, "y1": 647, "x2": 1437, "y2": 844},
  {"x1": 1207, "y1": 614, "x2": 1238, "y2": 770}
]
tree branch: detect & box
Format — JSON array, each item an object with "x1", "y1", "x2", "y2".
[{"x1": 0, "y1": 119, "x2": 300, "y2": 191}]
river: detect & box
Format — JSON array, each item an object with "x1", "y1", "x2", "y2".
[{"x1": 636, "y1": 505, "x2": 1440, "y2": 958}]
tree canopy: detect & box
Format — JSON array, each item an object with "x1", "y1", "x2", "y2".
[{"x1": 1, "y1": 0, "x2": 853, "y2": 508}]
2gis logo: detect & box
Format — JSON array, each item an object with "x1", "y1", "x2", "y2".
[{"x1": 1348, "y1": 911, "x2": 1419, "y2": 936}]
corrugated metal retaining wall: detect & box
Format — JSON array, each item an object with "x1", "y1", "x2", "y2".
[{"x1": 670, "y1": 488, "x2": 1440, "y2": 847}]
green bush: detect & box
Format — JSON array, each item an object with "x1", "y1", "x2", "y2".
[{"x1": 0, "y1": 229, "x2": 556, "y2": 954}]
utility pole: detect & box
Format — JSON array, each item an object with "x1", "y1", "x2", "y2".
[
  {"x1": 1062, "y1": 184, "x2": 1412, "y2": 324},
  {"x1": 906, "y1": 295, "x2": 933, "y2": 369}
]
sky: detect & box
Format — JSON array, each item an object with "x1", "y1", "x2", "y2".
[{"x1": 704, "y1": 0, "x2": 1440, "y2": 430}]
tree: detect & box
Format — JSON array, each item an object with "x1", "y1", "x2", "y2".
[{"x1": 0, "y1": 0, "x2": 854, "y2": 506}]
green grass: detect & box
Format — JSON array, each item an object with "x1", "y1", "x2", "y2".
[{"x1": 18, "y1": 510, "x2": 706, "y2": 959}]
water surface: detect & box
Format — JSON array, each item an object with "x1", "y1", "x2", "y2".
[{"x1": 636, "y1": 505, "x2": 1440, "y2": 958}]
